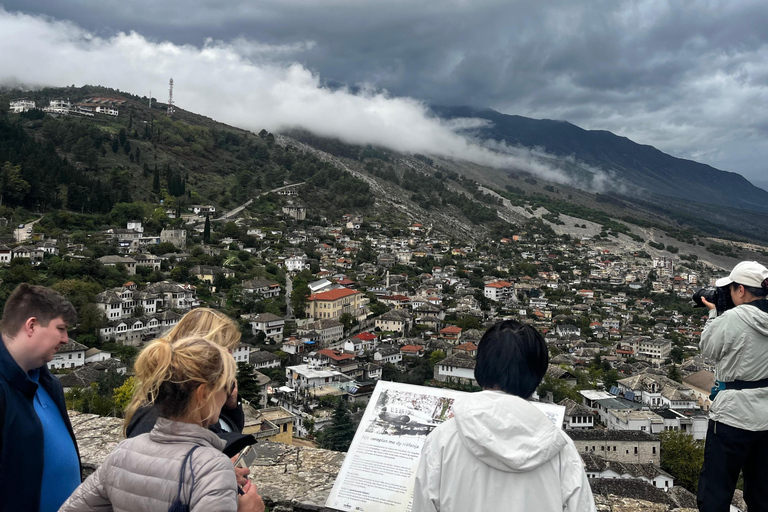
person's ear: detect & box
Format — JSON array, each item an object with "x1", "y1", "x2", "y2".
[{"x1": 24, "y1": 317, "x2": 37, "y2": 337}]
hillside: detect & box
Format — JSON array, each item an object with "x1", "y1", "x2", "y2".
[
  {"x1": 433, "y1": 106, "x2": 768, "y2": 214},
  {"x1": 4, "y1": 85, "x2": 768, "y2": 256}
]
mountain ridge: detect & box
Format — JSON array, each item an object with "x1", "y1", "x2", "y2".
[{"x1": 432, "y1": 105, "x2": 768, "y2": 213}]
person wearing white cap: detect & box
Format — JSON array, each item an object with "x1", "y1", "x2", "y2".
[{"x1": 697, "y1": 261, "x2": 768, "y2": 512}]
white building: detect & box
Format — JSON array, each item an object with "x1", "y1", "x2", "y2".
[
  {"x1": 232, "y1": 343, "x2": 252, "y2": 363},
  {"x1": 10, "y1": 99, "x2": 36, "y2": 113},
  {"x1": 84, "y1": 348, "x2": 113, "y2": 364},
  {"x1": 95, "y1": 105, "x2": 119, "y2": 116},
  {"x1": 98, "y1": 311, "x2": 182, "y2": 347},
  {"x1": 373, "y1": 344, "x2": 402, "y2": 365},
  {"x1": 632, "y1": 338, "x2": 672, "y2": 366},
  {"x1": 433, "y1": 352, "x2": 477, "y2": 386},
  {"x1": 48, "y1": 340, "x2": 88, "y2": 370},
  {"x1": 581, "y1": 454, "x2": 674, "y2": 491},
  {"x1": 94, "y1": 287, "x2": 162, "y2": 321},
  {"x1": 249, "y1": 351, "x2": 282, "y2": 370},
  {"x1": 484, "y1": 280, "x2": 514, "y2": 302},
  {"x1": 286, "y1": 254, "x2": 310, "y2": 272},
  {"x1": 44, "y1": 99, "x2": 72, "y2": 114},
  {"x1": 250, "y1": 313, "x2": 285, "y2": 342},
  {"x1": 285, "y1": 364, "x2": 345, "y2": 391}
]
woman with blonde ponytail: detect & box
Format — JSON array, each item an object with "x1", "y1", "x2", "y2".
[
  {"x1": 126, "y1": 308, "x2": 256, "y2": 461},
  {"x1": 60, "y1": 336, "x2": 264, "y2": 512}
]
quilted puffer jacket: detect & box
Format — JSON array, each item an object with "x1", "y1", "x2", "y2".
[{"x1": 59, "y1": 417, "x2": 238, "y2": 512}]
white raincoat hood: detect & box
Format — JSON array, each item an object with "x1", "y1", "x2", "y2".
[{"x1": 453, "y1": 390, "x2": 567, "y2": 472}]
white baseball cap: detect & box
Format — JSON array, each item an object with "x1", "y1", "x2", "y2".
[{"x1": 715, "y1": 261, "x2": 768, "y2": 288}]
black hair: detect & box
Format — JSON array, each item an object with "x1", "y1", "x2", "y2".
[
  {"x1": 475, "y1": 320, "x2": 548, "y2": 398},
  {"x1": 730, "y1": 282, "x2": 768, "y2": 298}
]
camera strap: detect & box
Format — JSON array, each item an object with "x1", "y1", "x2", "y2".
[{"x1": 710, "y1": 377, "x2": 768, "y2": 400}]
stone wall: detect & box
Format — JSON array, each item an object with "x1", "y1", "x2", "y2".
[{"x1": 69, "y1": 411, "x2": 704, "y2": 512}]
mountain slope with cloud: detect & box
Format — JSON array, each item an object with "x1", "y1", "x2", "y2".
[{"x1": 435, "y1": 106, "x2": 768, "y2": 214}]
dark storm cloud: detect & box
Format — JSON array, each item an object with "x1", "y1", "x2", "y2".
[{"x1": 3, "y1": 1, "x2": 768, "y2": 180}]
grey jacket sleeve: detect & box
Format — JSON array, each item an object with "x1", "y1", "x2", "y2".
[
  {"x1": 700, "y1": 309, "x2": 730, "y2": 360},
  {"x1": 412, "y1": 437, "x2": 440, "y2": 512},
  {"x1": 190, "y1": 450, "x2": 239, "y2": 512},
  {"x1": 59, "y1": 464, "x2": 112, "y2": 512}
]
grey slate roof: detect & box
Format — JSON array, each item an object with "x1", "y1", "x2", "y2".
[
  {"x1": 566, "y1": 429, "x2": 659, "y2": 442},
  {"x1": 439, "y1": 351, "x2": 476, "y2": 370},
  {"x1": 58, "y1": 339, "x2": 89, "y2": 353}
]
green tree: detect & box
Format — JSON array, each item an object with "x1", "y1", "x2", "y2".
[
  {"x1": 316, "y1": 399, "x2": 356, "y2": 452},
  {"x1": 339, "y1": 312, "x2": 355, "y2": 331},
  {"x1": 537, "y1": 375, "x2": 580, "y2": 403},
  {"x1": 428, "y1": 349, "x2": 446, "y2": 368},
  {"x1": 291, "y1": 282, "x2": 310, "y2": 318},
  {"x1": 0, "y1": 161, "x2": 31, "y2": 205},
  {"x1": 113, "y1": 377, "x2": 135, "y2": 412},
  {"x1": 236, "y1": 362, "x2": 262, "y2": 409},
  {"x1": 667, "y1": 364, "x2": 682, "y2": 383},
  {"x1": 660, "y1": 430, "x2": 705, "y2": 492},
  {"x1": 203, "y1": 213, "x2": 211, "y2": 243}
]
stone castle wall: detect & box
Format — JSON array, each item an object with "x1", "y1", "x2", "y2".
[{"x1": 69, "y1": 412, "x2": 702, "y2": 512}]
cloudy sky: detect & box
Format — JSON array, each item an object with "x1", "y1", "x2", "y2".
[{"x1": 2, "y1": 1, "x2": 768, "y2": 186}]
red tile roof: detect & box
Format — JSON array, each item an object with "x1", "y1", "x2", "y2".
[
  {"x1": 317, "y1": 349, "x2": 356, "y2": 361},
  {"x1": 308, "y1": 288, "x2": 361, "y2": 301},
  {"x1": 440, "y1": 326, "x2": 463, "y2": 334}
]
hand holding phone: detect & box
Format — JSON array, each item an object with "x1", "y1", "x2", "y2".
[{"x1": 234, "y1": 445, "x2": 256, "y2": 469}]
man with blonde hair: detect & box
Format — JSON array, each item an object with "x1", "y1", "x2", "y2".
[{"x1": 0, "y1": 283, "x2": 79, "y2": 512}]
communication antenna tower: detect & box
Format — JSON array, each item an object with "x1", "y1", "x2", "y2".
[
  {"x1": 167, "y1": 78, "x2": 175, "y2": 115},
  {"x1": 149, "y1": 90, "x2": 152, "y2": 108}
]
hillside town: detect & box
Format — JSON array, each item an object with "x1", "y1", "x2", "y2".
[{"x1": 0, "y1": 175, "x2": 732, "y2": 508}]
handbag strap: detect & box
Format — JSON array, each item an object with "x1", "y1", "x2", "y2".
[{"x1": 169, "y1": 445, "x2": 200, "y2": 512}]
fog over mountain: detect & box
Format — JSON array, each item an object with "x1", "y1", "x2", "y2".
[
  {"x1": 0, "y1": 8, "x2": 590, "y2": 187},
  {"x1": 4, "y1": 1, "x2": 768, "y2": 184}
]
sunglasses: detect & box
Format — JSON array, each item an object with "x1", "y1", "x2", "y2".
[{"x1": 228, "y1": 381, "x2": 236, "y2": 396}]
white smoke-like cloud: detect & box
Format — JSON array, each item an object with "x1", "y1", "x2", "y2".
[{"x1": 0, "y1": 8, "x2": 586, "y2": 186}]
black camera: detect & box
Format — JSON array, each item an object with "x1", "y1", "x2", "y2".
[{"x1": 692, "y1": 287, "x2": 735, "y2": 316}]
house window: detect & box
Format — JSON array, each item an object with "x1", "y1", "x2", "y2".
[
  {"x1": 634, "y1": 447, "x2": 638, "y2": 454},
  {"x1": 652, "y1": 447, "x2": 656, "y2": 454}
]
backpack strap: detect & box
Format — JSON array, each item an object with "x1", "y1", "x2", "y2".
[{"x1": 168, "y1": 445, "x2": 200, "y2": 512}]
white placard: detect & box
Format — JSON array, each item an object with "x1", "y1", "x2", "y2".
[{"x1": 325, "y1": 381, "x2": 565, "y2": 512}]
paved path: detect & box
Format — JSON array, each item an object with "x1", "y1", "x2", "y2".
[
  {"x1": 215, "y1": 182, "x2": 306, "y2": 221},
  {"x1": 14, "y1": 216, "x2": 43, "y2": 243}
]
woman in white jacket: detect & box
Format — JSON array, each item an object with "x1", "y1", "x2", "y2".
[{"x1": 413, "y1": 320, "x2": 596, "y2": 512}]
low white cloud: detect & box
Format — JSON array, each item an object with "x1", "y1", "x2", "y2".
[{"x1": 0, "y1": 8, "x2": 590, "y2": 187}]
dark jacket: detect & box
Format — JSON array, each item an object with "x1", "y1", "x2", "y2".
[
  {"x1": 126, "y1": 400, "x2": 255, "y2": 457},
  {"x1": 0, "y1": 336, "x2": 81, "y2": 512}
]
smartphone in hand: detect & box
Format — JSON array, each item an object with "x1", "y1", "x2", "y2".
[{"x1": 234, "y1": 445, "x2": 257, "y2": 469}]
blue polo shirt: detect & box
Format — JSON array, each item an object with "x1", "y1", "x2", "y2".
[{"x1": 28, "y1": 369, "x2": 81, "y2": 512}]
